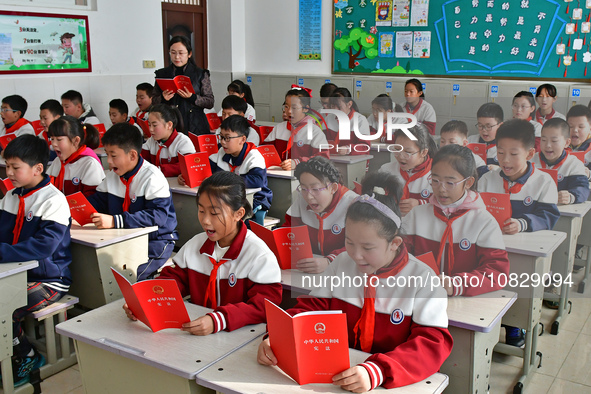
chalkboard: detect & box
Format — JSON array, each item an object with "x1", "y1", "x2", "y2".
[{"x1": 332, "y1": 0, "x2": 591, "y2": 81}]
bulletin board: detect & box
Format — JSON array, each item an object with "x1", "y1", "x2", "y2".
[
  {"x1": 0, "y1": 11, "x2": 91, "y2": 74},
  {"x1": 332, "y1": 0, "x2": 591, "y2": 81}
]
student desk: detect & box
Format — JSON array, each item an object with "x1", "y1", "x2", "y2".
[
  {"x1": 495, "y1": 230, "x2": 566, "y2": 394},
  {"x1": 94, "y1": 147, "x2": 109, "y2": 170},
  {"x1": 0, "y1": 260, "x2": 39, "y2": 394},
  {"x1": 330, "y1": 154, "x2": 373, "y2": 190},
  {"x1": 547, "y1": 203, "x2": 591, "y2": 334},
  {"x1": 56, "y1": 299, "x2": 266, "y2": 394},
  {"x1": 266, "y1": 168, "x2": 297, "y2": 225},
  {"x1": 369, "y1": 143, "x2": 396, "y2": 173},
  {"x1": 167, "y1": 178, "x2": 259, "y2": 248},
  {"x1": 575, "y1": 201, "x2": 591, "y2": 293},
  {"x1": 195, "y1": 339, "x2": 449, "y2": 394},
  {"x1": 69, "y1": 225, "x2": 158, "y2": 310},
  {"x1": 442, "y1": 290, "x2": 517, "y2": 394}
]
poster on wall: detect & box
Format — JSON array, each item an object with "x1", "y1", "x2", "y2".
[
  {"x1": 298, "y1": 0, "x2": 322, "y2": 60},
  {"x1": 0, "y1": 11, "x2": 90, "y2": 74}
]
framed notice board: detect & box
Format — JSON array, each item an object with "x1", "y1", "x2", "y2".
[
  {"x1": 0, "y1": 11, "x2": 91, "y2": 74},
  {"x1": 332, "y1": 0, "x2": 591, "y2": 81}
]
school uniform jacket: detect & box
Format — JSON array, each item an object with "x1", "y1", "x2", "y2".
[
  {"x1": 209, "y1": 143, "x2": 273, "y2": 210},
  {"x1": 367, "y1": 113, "x2": 408, "y2": 142},
  {"x1": 133, "y1": 108, "x2": 149, "y2": 121},
  {"x1": 159, "y1": 222, "x2": 282, "y2": 333},
  {"x1": 379, "y1": 159, "x2": 432, "y2": 205},
  {"x1": 0, "y1": 176, "x2": 72, "y2": 292},
  {"x1": 467, "y1": 135, "x2": 498, "y2": 166},
  {"x1": 284, "y1": 185, "x2": 358, "y2": 261},
  {"x1": 141, "y1": 130, "x2": 196, "y2": 177},
  {"x1": 87, "y1": 157, "x2": 179, "y2": 248},
  {"x1": 530, "y1": 119, "x2": 543, "y2": 152},
  {"x1": 403, "y1": 195, "x2": 510, "y2": 296},
  {"x1": 325, "y1": 110, "x2": 371, "y2": 155},
  {"x1": 213, "y1": 126, "x2": 260, "y2": 146},
  {"x1": 47, "y1": 151, "x2": 105, "y2": 197},
  {"x1": 217, "y1": 103, "x2": 256, "y2": 122},
  {"x1": 532, "y1": 152, "x2": 590, "y2": 204},
  {"x1": 568, "y1": 137, "x2": 591, "y2": 171},
  {"x1": 404, "y1": 99, "x2": 437, "y2": 135},
  {"x1": 264, "y1": 117, "x2": 329, "y2": 165},
  {"x1": 0, "y1": 118, "x2": 35, "y2": 138},
  {"x1": 287, "y1": 248, "x2": 453, "y2": 389},
  {"x1": 78, "y1": 103, "x2": 100, "y2": 125},
  {"x1": 478, "y1": 163, "x2": 559, "y2": 232},
  {"x1": 534, "y1": 109, "x2": 565, "y2": 125},
  {"x1": 472, "y1": 152, "x2": 489, "y2": 178}
]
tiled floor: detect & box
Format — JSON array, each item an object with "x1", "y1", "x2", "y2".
[{"x1": 8, "y1": 269, "x2": 591, "y2": 394}]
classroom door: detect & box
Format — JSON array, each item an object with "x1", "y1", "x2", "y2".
[{"x1": 161, "y1": 0, "x2": 208, "y2": 69}]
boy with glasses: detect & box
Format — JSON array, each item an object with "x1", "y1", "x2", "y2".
[
  {"x1": 1, "y1": 95, "x2": 35, "y2": 138},
  {"x1": 468, "y1": 102, "x2": 504, "y2": 169}
]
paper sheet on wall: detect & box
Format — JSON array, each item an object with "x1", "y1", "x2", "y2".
[
  {"x1": 0, "y1": 34, "x2": 12, "y2": 65},
  {"x1": 392, "y1": 0, "x2": 410, "y2": 27},
  {"x1": 298, "y1": 0, "x2": 322, "y2": 60},
  {"x1": 375, "y1": 0, "x2": 394, "y2": 26},
  {"x1": 379, "y1": 32, "x2": 395, "y2": 57},
  {"x1": 410, "y1": 0, "x2": 429, "y2": 27},
  {"x1": 413, "y1": 31, "x2": 430, "y2": 58},
  {"x1": 396, "y1": 31, "x2": 413, "y2": 58}
]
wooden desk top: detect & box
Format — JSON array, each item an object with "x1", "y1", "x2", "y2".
[
  {"x1": 447, "y1": 290, "x2": 517, "y2": 333},
  {"x1": 330, "y1": 155, "x2": 374, "y2": 164},
  {"x1": 56, "y1": 299, "x2": 266, "y2": 380},
  {"x1": 0, "y1": 260, "x2": 38, "y2": 279},
  {"x1": 558, "y1": 202, "x2": 591, "y2": 218},
  {"x1": 167, "y1": 177, "x2": 260, "y2": 197},
  {"x1": 196, "y1": 339, "x2": 448, "y2": 393},
  {"x1": 502, "y1": 230, "x2": 566, "y2": 257},
  {"x1": 70, "y1": 226, "x2": 158, "y2": 248}
]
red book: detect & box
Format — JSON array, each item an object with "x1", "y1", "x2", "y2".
[
  {"x1": 571, "y1": 151, "x2": 587, "y2": 165},
  {"x1": 538, "y1": 168, "x2": 558, "y2": 186},
  {"x1": 30, "y1": 119, "x2": 45, "y2": 135},
  {"x1": 0, "y1": 178, "x2": 14, "y2": 195},
  {"x1": 353, "y1": 181, "x2": 362, "y2": 194},
  {"x1": 39, "y1": 131, "x2": 51, "y2": 146},
  {"x1": 66, "y1": 192, "x2": 98, "y2": 226},
  {"x1": 467, "y1": 143, "x2": 487, "y2": 163},
  {"x1": 206, "y1": 113, "x2": 221, "y2": 130},
  {"x1": 197, "y1": 134, "x2": 219, "y2": 156},
  {"x1": 415, "y1": 252, "x2": 440, "y2": 276},
  {"x1": 258, "y1": 145, "x2": 281, "y2": 168},
  {"x1": 134, "y1": 117, "x2": 151, "y2": 139},
  {"x1": 95, "y1": 124, "x2": 107, "y2": 148},
  {"x1": 111, "y1": 268, "x2": 190, "y2": 332},
  {"x1": 264, "y1": 299, "x2": 349, "y2": 385},
  {"x1": 250, "y1": 223, "x2": 312, "y2": 270},
  {"x1": 480, "y1": 192, "x2": 512, "y2": 229},
  {"x1": 0, "y1": 133, "x2": 16, "y2": 149},
  {"x1": 156, "y1": 76, "x2": 196, "y2": 95},
  {"x1": 258, "y1": 126, "x2": 274, "y2": 141},
  {"x1": 178, "y1": 152, "x2": 212, "y2": 188}
]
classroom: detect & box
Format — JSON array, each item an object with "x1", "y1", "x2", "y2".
[{"x1": 0, "y1": 0, "x2": 591, "y2": 393}]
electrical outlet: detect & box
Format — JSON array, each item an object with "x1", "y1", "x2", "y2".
[{"x1": 143, "y1": 60, "x2": 156, "y2": 68}]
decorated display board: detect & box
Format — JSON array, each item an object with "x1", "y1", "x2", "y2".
[
  {"x1": 332, "y1": 0, "x2": 591, "y2": 80},
  {"x1": 0, "y1": 11, "x2": 91, "y2": 74}
]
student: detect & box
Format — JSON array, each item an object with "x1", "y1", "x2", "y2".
[
  {"x1": 264, "y1": 87, "x2": 329, "y2": 170},
  {"x1": 284, "y1": 156, "x2": 358, "y2": 273},
  {"x1": 110, "y1": 99, "x2": 145, "y2": 138},
  {"x1": 141, "y1": 104, "x2": 196, "y2": 177},
  {"x1": 214, "y1": 95, "x2": 260, "y2": 146},
  {"x1": 88, "y1": 123, "x2": 178, "y2": 281},
  {"x1": 61, "y1": 90, "x2": 100, "y2": 125},
  {"x1": 440, "y1": 120, "x2": 488, "y2": 177},
  {"x1": 512, "y1": 91, "x2": 542, "y2": 151},
  {"x1": 1, "y1": 95, "x2": 35, "y2": 137},
  {"x1": 206, "y1": 115, "x2": 272, "y2": 225},
  {"x1": 217, "y1": 80, "x2": 256, "y2": 122},
  {"x1": 39, "y1": 99, "x2": 63, "y2": 134},
  {"x1": 319, "y1": 82, "x2": 338, "y2": 109},
  {"x1": 403, "y1": 78, "x2": 436, "y2": 135},
  {"x1": 367, "y1": 94, "x2": 406, "y2": 142},
  {"x1": 532, "y1": 118, "x2": 590, "y2": 204},
  {"x1": 380, "y1": 124, "x2": 438, "y2": 216},
  {"x1": 566, "y1": 104, "x2": 591, "y2": 172},
  {"x1": 46, "y1": 116, "x2": 104, "y2": 197},
  {"x1": 125, "y1": 171, "x2": 282, "y2": 334},
  {"x1": 325, "y1": 87, "x2": 370, "y2": 155},
  {"x1": 535, "y1": 84, "x2": 565, "y2": 124},
  {"x1": 403, "y1": 144, "x2": 510, "y2": 297},
  {"x1": 133, "y1": 82, "x2": 153, "y2": 121},
  {"x1": 468, "y1": 103, "x2": 504, "y2": 169},
  {"x1": 258, "y1": 171, "x2": 453, "y2": 391},
  {"x1": 0, "y1": 135, "x2": 72, "y2": 386}
]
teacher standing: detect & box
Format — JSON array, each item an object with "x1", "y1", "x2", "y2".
[{"x1": 152, "y1": 36, "x2": 214, "y2": 135}]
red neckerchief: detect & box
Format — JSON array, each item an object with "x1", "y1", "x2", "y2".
[
  {"x1": 204, "y1": 256, "x2": 225, "y2": 308},
  {"x1": 535, "y1": 108, "x2": 556, "y2": 125},
  {"x1": 400, "y1": 157, "x2": 432, "y2": 200},
  {"x1": 156, "y1": 130, "x2": 179, "y2": 168},
  {"x1": 306, "y1": 185, "x2": 346, "y2": 254},
  {"x1": 13, "y1": 183, "x2": 50, "y2": 244},
  {"x1": 433, "y1": 207, "x2": 471, "y2": 273},
  {"x1": 5, "y1": 118, "x2": 30, "y2": 134},
  {"x1": 540, "y1": 151, "x2": 569, "y2": 170},
  {"x1": 119, "y1": 166, "x2": 140, "y2": 212},
  {"x1": 503, "y1": 165, "x2": 534, "y2": 194},
  {"x1": 353, "y1": 244, "x2": 410, "y2": 352},
  {"x1": 284, "y1": 117, "x2": 310, "y2": 160},
  {"x1": 226, "y1": 142, "x2": 256, "y2": 173},
  {"x1": 135, "y1": 110, "x2": 147, "y2": 120},
  {"x1": 404, "y1": 98, "x2": 423, "y2": 115},
  {"x1": 52, "y1": 145, "x2": 87, "y2": 191}
]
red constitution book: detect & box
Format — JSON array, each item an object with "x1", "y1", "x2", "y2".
[
  {"x1": 0, "y1": 133, "x2": 16, "y2": 149},
  {"x1": 178, "y1": 152, "x2": 212, "y2": 188},
  {"x1": 258, "y1": 145, "x2": 281, "y2": 167},
  {"x1": 538, "y1": 168, "x2": 558, "y2": 186},
  {"x1": 264, "y1": 299, "x2": 349, "y2": 385},
  {"x1": 206, "y1": 113, "x2": 221, "y2": 130},
  {"x1": 0, "y1": 178, "x2": 14, "y2": 195},
  {"x1": 66, "y1": 192, "x2": 97, "y2": 226},
  {"x1": 480, "y1": 192, "x2": 512, "y2": 229},
  {"x1": 30, "y1": 119, "x2": 45, "y2": 134},
  {"x1": 467, "y1": 143, "x2": 487, "y2": 163},
  {"x1": 94, "y1": 124, "x2": 107, "y2": 148},
  {"x1": 249, "y1": 223, "x2": 312, "y2": 270},
  {"x1": 416, "y1": 251, "x2": 440, "y2": 276},
  {"x1": 156, "y1": 76, "x2": 195, "y2": 95},
  {"x1": 111, "y1": 268, "x2": 190, "y2": 332}
]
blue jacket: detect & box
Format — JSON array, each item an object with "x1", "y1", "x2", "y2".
[{"x1": 533, "y1": 152, "x2": 590, "y2": 204}]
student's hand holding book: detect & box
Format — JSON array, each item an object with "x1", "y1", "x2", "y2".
[
  {"x1": 162, "y1": 90, "x2": 175, "y2": 101},
  {"x1": 332, "y1": 366, "x2": 371, "y2": 393},
  {"x1": 502, "y1": 218, "x2": 521, "y2": 235},
  {"x1": 90, "y1": 212, "x2": 115, "y2": 229},
  {"x1": 296, "y1": 257, "x2": 330, "y2": 274},
  {"x1": 181, "y1": 315, "x2": 214, "y2": 336},
  {"x1": 177, "y1": 173, "x2": 187, "y2": 186},
  {"x1": 123, "y1": 303, "x2": 138, "y2": 321},
  {"x1": 257, "y1": 338, "x2": 278, "y2": 366},
  {"x1": 280, "y1": 159, "x2": 293, "y2": 171}
]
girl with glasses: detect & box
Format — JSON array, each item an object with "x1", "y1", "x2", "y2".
[
  {"x1": 512, "y1": 91, "x2": 542, "y2": 152},
  {"x1": 403, "y1": 144, "x2": 510, "y2": 297}
]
